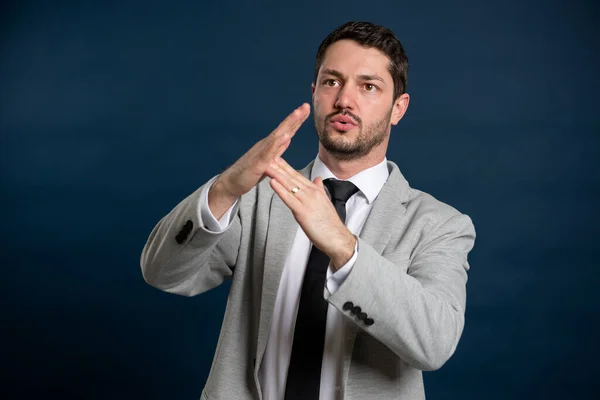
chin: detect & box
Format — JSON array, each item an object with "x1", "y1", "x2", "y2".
[
  {"x1": 321, "y1": 134, "x2": 357, "y2": 152},
  {"x1": 328, "y1": 127, "x2": 357, "y2": 137},
  {"x1": 324, "y1": 131, "x2": 353, "y2": 146}
]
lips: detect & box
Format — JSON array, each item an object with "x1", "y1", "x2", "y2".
[
  {"x1": 328, "y1": 114, "x2": 358, "y2": 132},
  {"x1": 330, "y1": 115, "x2": 358, "y2": 126}
]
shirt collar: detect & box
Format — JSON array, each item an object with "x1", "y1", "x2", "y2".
[{"x1": 310, "y1": 155, "x2": 390, "y2": 204}]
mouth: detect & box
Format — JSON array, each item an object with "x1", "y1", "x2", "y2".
[
  {"x1": 329, "y1": 120, "x2": 356, "y2": 132},
  {"x1": 328, "y1": 114, "x2": 358, "y2": 132}
]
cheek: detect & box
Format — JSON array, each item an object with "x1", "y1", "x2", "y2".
[
  {"x1": 313, "y1": 90, "x2": 334, "y2": 107},
  {"x1": 312, "y1": 98, "x2": 325, "y2": 120},
  {"x1": 362, "y1": 97, "x2": 391, "y2": 117},
  {"x1": 360, "y1": 93, "x2": 383, "y2": 107},
  {"x1": 313, "y1": 91, "x2": 325, "y2": 104}
]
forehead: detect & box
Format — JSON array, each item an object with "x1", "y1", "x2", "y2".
[{"x1": 319, "y1": 39, "x2": 392, "y2": 82}]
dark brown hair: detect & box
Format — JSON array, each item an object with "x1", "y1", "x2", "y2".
[{"x1": 314, "y1": 21, "x2": 409, "y2": 100}]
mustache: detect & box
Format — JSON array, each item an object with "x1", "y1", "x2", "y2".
[{"x1": 325, "y1": 109, "x2": 362, "y2": 126}]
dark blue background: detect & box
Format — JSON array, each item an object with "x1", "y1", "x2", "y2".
[{"x1": 2, "y1": 0, "x2": 599, "y2": 398}]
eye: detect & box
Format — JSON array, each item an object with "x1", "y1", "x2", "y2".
[
  {"x1": 323, "y1": 79, "x2": 339, "y2": 87},
  {"x1": 364, "y1": 83, "x2": 378, "y2": 92}
]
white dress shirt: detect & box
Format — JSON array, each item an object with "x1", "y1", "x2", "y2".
[{"x1": 198, "y1": 155, "x2": 389, "y2": 400}]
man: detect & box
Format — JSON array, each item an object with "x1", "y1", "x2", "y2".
[{"x1": 141, "y1": 21, "x2": 476, "y2": 400}]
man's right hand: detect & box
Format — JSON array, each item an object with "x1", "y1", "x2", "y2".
[{"x1": 208, "y1": 103, "x2": 311, "y2": 220}]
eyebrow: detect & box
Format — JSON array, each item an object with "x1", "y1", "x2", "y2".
[{"x1": 321, "y1": 68, "x2": 385, "y2": 84}]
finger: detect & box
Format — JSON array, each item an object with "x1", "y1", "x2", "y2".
[
  {"x1": 313, "y1": 176, "x2": 326, "y2": 192},
  {"x1": 274, "y1": 156, "x2": 312, "y2": 185},
  {"x1": 273, "y1": 103, "x2": 310, "y2": 139},
  {"x1": 261, "y1": 104, "x2": 309, "y2": 157},
  {"x1": 270, "y1": 159, "x2": 304, "y2": 185},
  {"x1": 260, "y1": 132, "x2": 290, "y2": 162},
  {"x1": 274, "y1": 135, "x2": 291, "y2": 158},
  {"x1": 287, "y1": 103, "x2": 311, "y2": 137},
  {"x1": 270, "y1": 177, "x2": 303, "y2": 209},
  {"x1": 259, "y1": 103, "x2": 309, "y2": 162},
  {"x1": 265, "y1": 162, "x2": 305, "y2": 192}
]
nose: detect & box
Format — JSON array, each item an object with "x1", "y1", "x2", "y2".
[{"x1": 334, "y1": 84, "x2": 357, "y2": 110}]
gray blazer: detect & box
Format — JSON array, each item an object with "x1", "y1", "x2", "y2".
[{"x1": 141, "y1": 159, "x2": 476, "y2": 400}]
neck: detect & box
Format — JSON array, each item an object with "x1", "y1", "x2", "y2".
[{"x1": 317, "y1": 146, "x2": 386, "y2": 180}]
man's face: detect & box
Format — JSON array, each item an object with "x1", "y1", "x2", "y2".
[{"x1": 312, "y1": 39, "x2": 406, "y2": 161}]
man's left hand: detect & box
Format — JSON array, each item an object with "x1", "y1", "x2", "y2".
[{"x1": 265, "y1": 156, "x2": 356, "y2": 270}]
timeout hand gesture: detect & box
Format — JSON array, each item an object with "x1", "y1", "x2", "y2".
[
  {"x1": 217, "y1": 103, "x2": 311, "y2": 198},
  {"x1": 209, "y1": 104, "x2": 310, "y2": 219},
  {"x1": 210, "y1": 102, "x2": 356, "y2": 269}
]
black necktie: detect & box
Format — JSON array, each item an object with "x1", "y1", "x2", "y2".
[{"x1": 284, "y1": 178, "x2": 360, "y2": 400}]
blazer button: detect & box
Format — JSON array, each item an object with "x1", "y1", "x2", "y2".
[
  {"x1": 175, "y1": 234, "x2": 184, "y2": 244},
  {"x1": 364, "y1": 318, "x2": 374, "y2": 326},
  {"x1": 343, "y1": 302, "x2": 354, "y2": 311},
  {"x1": 351, "y1": 306, "x2": 362, "y2": 315},
  {"x1": 185, "y1": 220, "x2": 193, "y2": 229},
  {"x1": 357, "y1": 312, "x2": 367, "y2": 321}
]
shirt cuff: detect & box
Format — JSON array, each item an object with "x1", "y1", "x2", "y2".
[
  {"x1": 198, "y1": 175, "x2": 239, "y2": 232},
  {"x1": 326, "y1": 240, "x2": 359, "y2": 294}
]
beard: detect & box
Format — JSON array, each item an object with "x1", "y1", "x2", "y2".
[{"x1": 315, "y1": 107, "x2": 393, "y2": 161}]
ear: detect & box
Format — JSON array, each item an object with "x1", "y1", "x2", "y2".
[
  {"x1": 390, "y1": 93, "x2": 410, "y2": 125},
  {"x1": 311, "y1": 82, "x2": 315, "y2": 94}
]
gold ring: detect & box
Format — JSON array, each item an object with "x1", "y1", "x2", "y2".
[{"x1": 291, "y1": 186, "x2": 300, "y2": 195}]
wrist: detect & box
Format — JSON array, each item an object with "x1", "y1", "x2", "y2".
[
  {"x1": 330, "y1": 233, "x2": 357, "y2": 271},
  {"x1": 211, "y1": 175, "x2": 239, "y2": 203},
  {"x1": 208, "y1": 176, "x2": 239, "y2": 220}
]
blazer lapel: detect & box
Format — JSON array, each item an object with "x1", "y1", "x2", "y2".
[
  {"x1": 256, "y1": 161, "x2": 315, "y2": 369},
  {"x1": 357, "y1": 161, "x2": 409, "y2": 253}
]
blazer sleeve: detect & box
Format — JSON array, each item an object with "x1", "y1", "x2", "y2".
[
  {"x1": 140, "y1": 175, "x2": 242, "y2": 297},
  {"x1": 325, "y1": 213, "x2": 476, "y2": 371}
]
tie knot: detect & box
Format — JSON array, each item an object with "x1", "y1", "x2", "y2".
[{"x1": 324, "y1": 178, "x2": 359, "y2": 203}]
